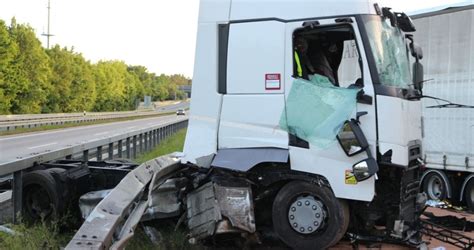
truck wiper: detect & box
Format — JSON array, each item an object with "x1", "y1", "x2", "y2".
[{"x1": 409, "y1": 94, "x2": 474, "y2": 108}]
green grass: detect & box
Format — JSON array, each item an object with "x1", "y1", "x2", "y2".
[
  {"x1": 0, "y1": 112, "x2": 175, "y2": 136},
  {"x1": 135, "y1": 128, "x2": 187, "y2": 164},
  {"x1": 0, "y1": 218, "x2": 75, "y2": 250},
  {"x1": 0, "y1": 128, "x2": 192, "y2": 249}
]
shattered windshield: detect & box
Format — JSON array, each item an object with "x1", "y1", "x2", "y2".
[{"x1": 362, "y1": 15, "x2": 412, "y2": 89}]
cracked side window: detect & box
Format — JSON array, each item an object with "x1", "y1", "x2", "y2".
[
  {"x1": 284, "y1": 24, "x2": 360, "y2": 148},
  {"x1": 280, "y1": 78, "x2": 358, "y2": 148}
]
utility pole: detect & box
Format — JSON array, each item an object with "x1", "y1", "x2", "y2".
[{"x1": 41, "y1": 0, "x2": 53, "y2": 49}]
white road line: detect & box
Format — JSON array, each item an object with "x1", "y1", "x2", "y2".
[
  {"x1": 0, "y1": 115, "x2": 175, "y2": 141},
  {"x1": 27, "y1": 142, "x2": 58, "y2": 149},
  {"x1": 127, "y1": 126, "x2": 137, "y2": 129},
  {"x1": 94, "y1": 132, "x2": 108, "y2": 136}
]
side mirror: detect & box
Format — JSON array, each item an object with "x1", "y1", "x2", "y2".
[
  {"x1": 337, "y1": 120, "x2": 369, "y2": 157},
  {"x1": 413, "y1": 61, "x2": 424, "y2": 92},
  {"x1": 352, "y1": 158, "x2": 378, "y2": 182},
  {"x1": 394, "y1": 12, "x2": 416, "y2": 32},
  {"x1": 382, "y1": 7, "x2": 397, "y2": 27}
]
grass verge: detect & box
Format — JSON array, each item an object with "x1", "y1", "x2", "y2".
[
  {"x1": 0, "y1": 128, "x2": 191, "y2": 249},
  {"x1": 135, "y1": 128, "x2": 187, "y2": 164},
  {"x1": 0, "y1": 112, "x2": 175, "y2": 136},
  {"x1": 0, "y1": 216, "x2": 77, "y2": 249}
]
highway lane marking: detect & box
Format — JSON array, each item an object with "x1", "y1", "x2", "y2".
[
  {"x1": 94, "y1": 132, "x2": 109, "y2": 136},
  {"x1": 0, "y1": 115, "x2": 176, "y2": 141},
  {"x1": 27, "y1": 142, "x2": 58, "y2": 149}
]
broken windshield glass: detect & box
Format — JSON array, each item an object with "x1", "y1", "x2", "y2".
[
  {"x1": 363, "y1": 15, "x2": 412, "y2": 89},
  {"x1": 280, "y1": 77, "x2": 358, "y2": 148}
]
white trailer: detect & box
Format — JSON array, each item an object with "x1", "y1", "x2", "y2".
[{"x1": 412, "y1": 4, "x2": 474, "y2": 210}]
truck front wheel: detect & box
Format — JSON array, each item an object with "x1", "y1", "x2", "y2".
[{"x1": 272, "y1": 181, "x2": 349, "y2": 249}]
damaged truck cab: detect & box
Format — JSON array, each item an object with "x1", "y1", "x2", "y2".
[{"x1": 182, "y1": 0, "x2": 425, "y2": 248}]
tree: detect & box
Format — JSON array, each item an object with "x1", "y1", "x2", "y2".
[
  {"x1": 0, "y1": 20, "x2": 19, "y2": 114},
  {"x1": 0, "y1": 17, "x2": 192, "y2": 114},
  {"x1": 70, "y1": 52, "x2": 96, "y2": 111},
  {"x1": 8, "y1": 19, "x2": 51, "y2": 114},
  {"x1": 45, "y1": 45, "x2": 74, "y2": 112}
]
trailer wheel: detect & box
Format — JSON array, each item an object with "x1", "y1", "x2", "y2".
[
  {"x1": 465, "y1": 180, "x2": 474, "y2": 211},
  {"x1": 23, "y1": 170, "x2": 63, "y2": 222},
  {"x1": 423, "y1": 172, "x2": 447, "y2": 200},
  {"x1": 272, "y1": 181, "x2": 349, "y2": 249}
]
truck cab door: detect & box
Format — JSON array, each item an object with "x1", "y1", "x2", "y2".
[{"x1": 283, "y1": 17, "x2": 378, "y2": 201}]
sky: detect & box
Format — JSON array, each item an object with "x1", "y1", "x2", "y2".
[{"x1": 0, "y1": 0, "x2": 470, "y2": 77}]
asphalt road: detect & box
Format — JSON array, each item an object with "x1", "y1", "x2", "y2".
[
  {"x1": 156, "y1": 101, "x2": 189, "y2": 112},
  {"x1": 0, "y1": 114, "x2": 186, "y2": 167}
]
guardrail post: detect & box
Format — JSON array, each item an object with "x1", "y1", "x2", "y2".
[
  {"x1": 144, "y1": 132, "x2": 148, "y2": 152},
  {"x1": 158, "y1": 127, "x2": 162, "y2": 143},
  {"x1": 148, "y1": 132, "x2": 152, "y2": 150},
  {"x1": 108, "y1": 143, "x2": 113, "y2": 159},
  {"x1": 156, "y1": 128, "x2": 160, "y2": 144},
  {"x1": 126, "y1": 137, "x2": 131, "y2": 159},
  {"x1": 83, "y1": 150, "x2": 89, "y2": 163},
  {"x1": 97, "y1": 146, "x2": 103, "y2": 161},
  {"x1": 118, "y1": 140, "x2": 123, "y2": 158},
  {"x1": 12, "y1": 170, "x2": 23, "y2": 224},
  {"x1": 133, "y1": 136, "x2": 137, "y2": 159},
  {"x1": 139, "y1": 134, "x2": 143, "y2": 153}
]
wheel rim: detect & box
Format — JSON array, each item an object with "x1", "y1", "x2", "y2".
[
  {"x1": 427, "y1": 175, "x2": 444, "y2": 200},
  {"x1": 25, "y1": 185, "x2": 53, "y2": 219},
  {"x1": 287, "y1": 195, "x2": 326, "y2": 234}
]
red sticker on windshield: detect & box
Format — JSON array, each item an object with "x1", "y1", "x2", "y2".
[{"x1": 265, "y1": 73, "x2": 281, "y2": 90}]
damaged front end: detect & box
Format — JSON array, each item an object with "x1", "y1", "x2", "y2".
[
  {"x1": 186, "y1": 179, "x2": 256, "y2": 244},
  {"x1": 348, "y1": 153, "x2": 427, "y2": 247},
  {"x1": 67, "y1": 155, "x2": 259, "y2": 249},
  {"x1": 68, "y1": 153, "x2": 431, "y2": 249}
]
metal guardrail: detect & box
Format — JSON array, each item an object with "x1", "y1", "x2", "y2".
[
  {"x1": 0, "y1": 110, "x2": 173, "y2": 132},
  {"x1": 0, "y1": 118, "x2": 188, "y2": 176}
]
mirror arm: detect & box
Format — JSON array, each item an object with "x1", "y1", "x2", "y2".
[
  {"x1": 356, "y1": 90, "x2": 373, "y2": 105},
  {"x1": 356, "y1": 111, "x2": 368, "y2": 122},
  {"x1": 350, "y1": 115, "x2": 374, "y2": 159}
]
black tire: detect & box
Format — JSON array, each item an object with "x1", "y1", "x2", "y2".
[
  {"x1": 465, "y1": 180, "x2": 474, "y2": 212},
  {"x1": 22, "y1": 170, "x2": 63, "y2": 222},
  {"x1": 422, "y1": 172, "x2": 447, "y2": 200},
  {"x1": 272, "y1": 181, "x2": 350, "y2": 249}
]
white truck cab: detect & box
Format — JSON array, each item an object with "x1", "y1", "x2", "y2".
[{"x1": 182, "y1": 0, "x2": 425, "y2": 248}]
